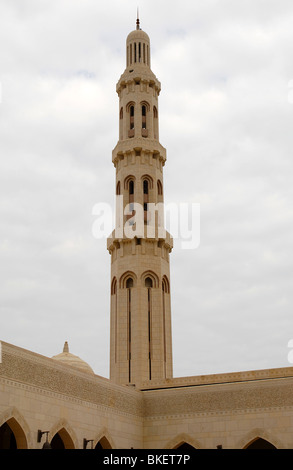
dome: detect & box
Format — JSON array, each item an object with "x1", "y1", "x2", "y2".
[
  {"x1": 52, "y1": 342, "x2": 94, "y2": 375},
  {"x1": 127, "y1": 28, "x2": 150, "y2": 44},
  {"x1": 125, "y1": 22, "x2": 151, "y2": 69},
  {"x1": 126, "y1": 16, "x2": 150, "y2": 44}
]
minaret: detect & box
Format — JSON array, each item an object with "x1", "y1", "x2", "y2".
[{"x1": 107, "y1": 19, "x2": 173, "y2": 386}]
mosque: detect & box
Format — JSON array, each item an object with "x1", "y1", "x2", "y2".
[{"x1": 1, "y1": 19, "x2": 293, "y2": 450}]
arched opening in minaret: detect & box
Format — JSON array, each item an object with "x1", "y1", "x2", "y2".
[
  {"x1": 143, "y1": 179, "x2": 149, "y2": 224},
  {"x1": 124, "y1": 176, "x2": 136, "y2": 226},
  {"x1": 162, "y1": 276, "x2": 170, "y2": 294},
  {"x1": 116, "y1": 181, "x2": 120, "y2": 195},
  {"x1": 128, "y1": 180, "x2": 135, "y2": 226},
  {"x1": 142, "y1": 176, "x2": 154, "y2": 225},
  {"x1": 142, "y1": 105, "x2": 146, "y2": 128},
  {"x1": 127, "y1": 103, "x2": 135, "y2": 138},
  {"x1": 111, "y1": 277, "x2": 118, "y2": 363},
  {"x1": 145, "y1": 277, "x2": 153, "y2": 288},
  {"x1": 153, "y1": 106, "x2": 158, "y2": 139},
  {"x1": 119, "y1": 107, "x2": 123, "y2": 139},
  {"x1": 130, "y1": 106, "x2": 134, "y2": 128},
  {"x1": 111, "y1": 277, "x2": 117, "y2": 295},
  {"x1": 162, "y1": 276, "x2": 170, "y2": 378},
  {"x1": 145, "y1": 276, "x2": 153, "y2": 380},
  {"x1": 143, "y1": 180, "x2": 148, "y2": 194},
  {"x1": 157, "y1": 179, "x2": 163, "y2": 202},
  {"x1": 142, "y1": 175, "x2": 153, "y2": 191},
  {"x1": 126, "y1": 277, "x2": 134, "y2": 383},
  {"x1": 141, "y1": 101, "x2": 149, "y2": 137}
]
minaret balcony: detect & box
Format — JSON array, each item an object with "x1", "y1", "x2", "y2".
[
  {"x1": 116, "y1": 70, "x2": 161, "y2": 95},
  {"x1": 107, "y1": 229, "x2": 173, "y2": 253},
  {"x1": 112, "y1": 138, "x2": 166, "y2": 164}
]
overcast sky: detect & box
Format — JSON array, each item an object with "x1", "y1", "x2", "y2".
[{"x1": 1, "y1": 0, "x2": 293, "y2": 379}]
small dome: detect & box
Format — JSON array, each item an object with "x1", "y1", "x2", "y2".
[
  {"x1": 127, "y1": 15, "x2": 150, "y2": 44},
  {"x1": 52, "y1": 341, "x2": 94, "y2": 375},
  {"x1": 127, "y1": 28, "x2": 150, "y2": 44}
]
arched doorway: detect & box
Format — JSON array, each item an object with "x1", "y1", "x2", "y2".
[
  {"x1": 0, "y1": 419, "x2": 27, "y2": 449},
  {"x1": 0, "y1": 422, "x2": 16, "y2": 449},
  {"x1": 50, "y1": 428, "x2": 75, "y2": 449},
  {"x1": 245, "y1": 438, "x2": 277, "y2": 449},
  {"x1": 174, "y1": 442, "x2": 196, "y2": 451},
  {"x1": 95, "y1": 436, "x2": 112, "y2": 449}
]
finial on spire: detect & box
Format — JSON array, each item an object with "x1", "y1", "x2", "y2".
[
  {"x1": 63, "y1": 341, "x2": 69, "y2": 353},
  {"x1": 136, "y1": 7, "x2": 140, "y2": 30}
]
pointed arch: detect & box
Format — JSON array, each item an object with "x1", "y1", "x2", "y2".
[
  {"x1": 111, "y1": 277, "x2": 117, "y2": 295},
  {"x1": 153, "y1": 106, "x2": 158, "y2": 139},
  {"x1": 120, "y1": 271, "x2": 137, "y2": 383},
  {"x1": 162, "y1": 275, "x2": 170, "y2": 293},
  {"x1": 157, "y1": 179, "x2": 163, "y2": 196},
  {"x1": 165, "y1": 433, "x2": 201, "y2": 450},
  {"x1": 237, "y1": 428, "x2": 283, "y2": 450},
  {"x1": 141, "y1": 270, "x2": 159, "y2": 288},
  {"x1": 245, "y1": 437, "x2": 277, "y2": 449},
  {"x1": 111, "y1": 276, "x2": 118, "y2": 363},
  {"x1": 140, "y1": 101, "x2": 150, "y2": 136},
  {"x1": 0, "y1": 407, "x2": 30, "y2": 449},
  {"x1": 126, "y1": 101, "x2": 136, "y2": 113},
  {"x1": 124, "y1": 175, "x2": 136, "y2": 191},
  {"x1": 140, "y1": 100, "x2": 150, "y2": 111},
  {"x1": 94, "y1": 428, "x2": 115, "y2": 449},
  {"x1": 145, "y1": 277, "x2": 153, "y2": 288},
  {"x1": 141, "y1": 174, "x2": 153, "y2": 190},
  {"x1": 119, "y1": 271, "x2": 137, "y2": 289},
  {"x1": 48, "y1": 419, "x2": 77, "y2": 449},
  {"x1": 141, "y1": 175, "x2": 153, "y2": 224},
  {"x1": 126, "y1": 102, "x2": 135, "y2": 137},
  {"x1": 119, "y1": 108, "x2": 123, "y2": 139}
]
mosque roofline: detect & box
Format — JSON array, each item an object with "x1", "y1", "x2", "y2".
[
  {"x1": 138, "y1": 365, "x2": 293, "y2": 391},
  {"x1": 2, "y1": 339, "x2": 293, "y2": 394}
]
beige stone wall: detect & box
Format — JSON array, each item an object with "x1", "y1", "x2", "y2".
[
  {"x1": 142, "y1": 373, "x2": 293, "y2": 449},
  {"x1": 0, "y1": 341, "x2": 143, "y2": 449},
  {"x1": 1, "y1": 341, "x2": 293, "y2": 449},
  {"x1": 143, "y1": 408, "x2": 293, "y2": 449}
]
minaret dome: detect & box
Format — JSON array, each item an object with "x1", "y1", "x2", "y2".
[{"x1": 126, "y1": 26, "x2": 151, "y2": 68}]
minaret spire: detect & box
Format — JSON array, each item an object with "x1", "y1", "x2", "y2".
[{"x1": 136, "y1": 7, "x2": 140, "y2": 30}]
